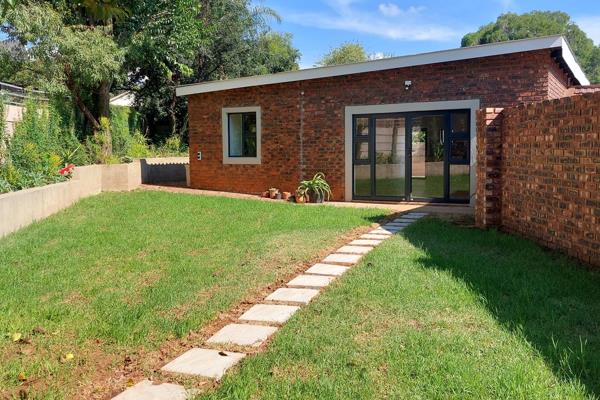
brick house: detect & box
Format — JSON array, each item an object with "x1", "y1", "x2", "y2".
[{"x1": 176, "y1": 35, "x2": 589, "y2": 205}]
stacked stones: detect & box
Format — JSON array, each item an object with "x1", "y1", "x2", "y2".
[{"x1": 113, "y1": 212, "x2": 427, "y2": 399}]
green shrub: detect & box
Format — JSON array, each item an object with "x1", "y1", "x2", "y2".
[{"x1": 0, "y1": 98, "x2": 73, "y2": 193}]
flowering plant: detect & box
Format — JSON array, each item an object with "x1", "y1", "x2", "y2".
[{"x1": 58, "y1": 163, "x2": 75, "y2": 176}]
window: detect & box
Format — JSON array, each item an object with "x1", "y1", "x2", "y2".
[{"x1": 222, "y1": 107, "x2": 261, "y2": 164}]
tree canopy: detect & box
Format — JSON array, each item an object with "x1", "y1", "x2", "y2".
[
  {"x1": 1, "y1": 0, "x2": 301, "y2": 147},
  {"x1": 316, "y1": 42, "x2": 368, "y2": 66},
  {"x1": 462, "y1": 11, "x2": 600, "y2": 84}
]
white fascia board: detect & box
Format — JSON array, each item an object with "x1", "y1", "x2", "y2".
[
  {"x1": 559, "y1": 37, "x2": 590, "y2": 86},
  {"x1": 176, "y1": 35, "x2": 588, "y2": 96}
]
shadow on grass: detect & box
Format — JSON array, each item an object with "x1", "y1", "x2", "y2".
[{"x1": 403, "y1": 218, "x2": 600, "y2": 398}]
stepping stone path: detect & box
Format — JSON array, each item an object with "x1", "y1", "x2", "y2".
[
  {"x1": 112, "y1": 211, "x2": 427, "y2": 399},
  {"x1": 305, "y1": 263, "x2": 349, "y2": 276},
  {"x1": 323, "y1": 253, "x2": 362, "y2": 264},
  {"x1": 112, "y1": 380, "x2": 190, "y2": 400},
  {"x1": 161, "y1": 348, "x2": 245, "y2": 379},
  {"x1": 287, "y1": 274, "x2": 335, "y2": 288},
  {"x1": 207, "y1": 324, "x2": 278, "y2": 347},
  {"x1": 266, "y1": 288, "x2": 320, "y2": 304},
  {"x1": 239, "y1": 304, "x2": 300, "y2": 324}
]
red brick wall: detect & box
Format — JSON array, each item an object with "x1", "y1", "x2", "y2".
[
  {"x1": 475, "y1": 108, "x2": 504, "y2": 227},
  {"x1": 477, "y1": 93, "x2": 600, "y2": 267},
  {"x1": 188, "y1": 49, "x2": 570, "y2": 200}
]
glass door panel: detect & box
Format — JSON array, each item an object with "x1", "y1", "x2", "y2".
[
  {"x1": 353, "y1": 116, "x2": 372, "y2": 198},
  {"x1": 374, "y1": 117, "x2": 406, "y2": 197},
  {"x1": 449, "y1": 164, "x2": 470, "y2": 201},
  {"x1": 411, "y1": 115, "x2": 445, "y2": 199}
]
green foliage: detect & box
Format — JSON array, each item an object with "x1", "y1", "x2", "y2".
[
  {"x1": 110, "y1": 105, "x2": 141, "y2": 156},
  {"x1": 462, "y1": 11, "x2": 600, "y2": 84},
  {"x1": 316, "y1": 42, "x2": 368, "y2": 66},
  {"x1": 297, "y1": 172, "x2": 333, "y2": 202},
  {"x1": 251, "y1": 32, "x2": 301, "y2": 75},
  {"x1": 0, "y1": 98, "x2": 80, "y2": 192}
]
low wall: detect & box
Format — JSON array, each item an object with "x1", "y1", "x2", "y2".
[
  {"x1": 476, "y1": 93, "x2": 600, "y2": 267},
  {"x1": 0, "y1": 157, "x2": 189, "y2": 238}
]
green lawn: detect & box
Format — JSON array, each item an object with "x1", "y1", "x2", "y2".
[
  {"x1": 355, "y1": 173, "x2": 469, "y2": 199},
  {"x1": 200, "y1": 217, "x2": 600, "y2": 400},
  {"x1": 0, "y1": 191, "x2": 384, "y2": 399}
]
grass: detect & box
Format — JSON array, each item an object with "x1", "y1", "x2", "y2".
[
  {"x1": 199, "y1": 217, "x2": 600, "y2": 400},
  {"x1": 355, "y1": 173, "x2": 469, "y2": 199},
  {"x1": 0, "y1": 191, "x2": 385, "y2": 399}
]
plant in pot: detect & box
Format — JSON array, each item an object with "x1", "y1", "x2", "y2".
[
  {"x1": 268, "y1": 188, "x2": 279, "y2": 199},
  {"x1": 297, "y1": 172, "x2": 332, "y2": 204}
]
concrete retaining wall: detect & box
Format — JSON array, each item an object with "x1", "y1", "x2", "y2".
[{"x1": 0, "y1": 157, "x2": 189, "y2": 238}]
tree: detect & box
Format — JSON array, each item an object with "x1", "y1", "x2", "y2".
[
  {"x1": 250, "y1": 32, "x2": 300, "y2": 75},
  {"x1": 126, "y1": 0, "x2": 300, "y2": 143},
  {"x1": 2, "y1": 3, "x2": 124, "y2": 133},
  {"x1": 462, "y1": 11, "x2": 600, "y2": 83},
  {"x1": 316, "y1": 42, "x2": 368, "y2": 66}
]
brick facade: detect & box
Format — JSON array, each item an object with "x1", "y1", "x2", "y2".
[
  {"x1": 475, "y1": 108, "x2": 504, "y2": 227},
  {"x1": 476, "y1": 93, "x2": 600, "y2": 267},
  {"x1": 188, "y1": 49, "x2": 570, "y2": 200}
]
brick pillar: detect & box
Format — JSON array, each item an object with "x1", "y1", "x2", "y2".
[{"x1": 475, "y1": 108, "x2": 504, "y2": 227}]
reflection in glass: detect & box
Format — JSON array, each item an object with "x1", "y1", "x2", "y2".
[
  {"x1": 411, "y1": 115, "x2": 445, "y2": 198},
  {"x1": 355, "y1": 117, "x2": 369, "y2": 136},
  {"x1": 450, "y1": 139, "x2": 469, "y2": 161},
  {"x1": 354, "y1": 165, "x2": 371, "y2": 196},
  {"x1": 375, "y1": 117, "x2": 405, "y2": 197},
  {"x1": 451, "y1": 112, "x2": 468, "y2": 133},
  {"x1": 450, "y1": 164, "x2": 470, "y2": 200},
  {"x1": 354, "y1": 141, "x2": 369, "y2": 160}
]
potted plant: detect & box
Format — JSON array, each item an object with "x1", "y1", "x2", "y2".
[
  {"x1": 282, "y1": 191, "x2": 292, "y2": 201},
  {"x1": 296, "y1": 172, "x2": 332, "y2": 204},
  {"x1": 268, "y1": 187, "x2": 279, "y2": 199},
  {"x1": 295, "y1": 188, "x2": 308, "y2": 203}
]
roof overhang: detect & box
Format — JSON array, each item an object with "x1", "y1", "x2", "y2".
[{"x1": 176, "y1": 35, "x2": 589, "y2": 97}]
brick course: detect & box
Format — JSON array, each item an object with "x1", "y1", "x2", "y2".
[
  {"x1": 477, "y1": 93, "x2": 600, "y2": 267},
  {"x1": 188, "y1": 50, "x2": 570, "y2": 200}
]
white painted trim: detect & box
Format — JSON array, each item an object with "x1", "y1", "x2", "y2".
[
  {"x1": 221, "y1": 106, "x2": 261, "y2": 165},
  {"x1": 344, "y1": 99, "x2": 480, "y2": 205},
  {"x1": 177, "y1": 35, "x2": 588, "y2": 96}
]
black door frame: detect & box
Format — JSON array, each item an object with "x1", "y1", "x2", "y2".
[{"x1": 351, "y1": 110, "x2": 470, "y2": 203}]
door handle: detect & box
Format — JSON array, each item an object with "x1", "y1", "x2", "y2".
[{"x1": 440, "y1": 129, "x2": 445, "y2": 145}]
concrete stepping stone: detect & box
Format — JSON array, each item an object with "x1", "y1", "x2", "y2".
[
  {"x1": 403, "y1": 213, "x2": 426, "y2": 219},
  {"x1": 361, "y1": 233, "x2": 390, "y2": 240},
  {"x1": 112, "y1": 380, "x2": 189, "y2": 400},
  {"x1": 305, "y1": 263, "x2": 349, "y2": 276},
  {"x1": 161, "y1": 348, "x2": 245, "y2": 380},
  {"x1": 288, "y1": 274, "x2": 335, "y2": 288},
  {"x1": 265, "y1": 288, "x2": 320, "y2": 304},
  {"x1": 370, "y1": 228, "x2": 399, "y2": 235},
  {"x1": 336, "y1": 245, "x2": 373, "y2": 255},
  {"x1": 381, "y1": 225, "x2": 406, "y2": 230},
  {"x1": 349, "y1": 239, "x2": 383, "y2": 246},
  {"x1": 207, "y1": 324, "x2": 277, "y2": 347},
  {"x1": 393, "y1": 219, "x2": 415, "y2": 224},
  {"x1": 239, "y1": 304, "x2": 299, "y2": 324},
  {"x1": 323, "y1": 253, "x2": 362, "y2": 264},
  {"x1": 385, "y1": 222, "x2": 411, "y2": 227}
]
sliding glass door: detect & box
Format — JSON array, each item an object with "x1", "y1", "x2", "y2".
[{"x1": 352, "y1": 110, "x2": 470, "y2": 203}]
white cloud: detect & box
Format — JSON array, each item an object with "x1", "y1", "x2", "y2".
[
  {"x1": 576, "y1": 16, "x2": 600, "y2": 45},
  {"x1": 378, "y1": 3, "x2": 424, "y2": 17},
  {"x1": 286, "y1": 1, "x2": 462, "y2": 42}
]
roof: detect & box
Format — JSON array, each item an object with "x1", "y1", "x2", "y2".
[
  {"x1": 176, "y1": 35, "x2": 589, "y2": 97},
  {"x1": 110, "y1": 91, "x2": 135, "y2": 107}
]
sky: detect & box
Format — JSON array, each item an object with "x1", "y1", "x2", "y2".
[{"x1": 261, "y1": 0, "x2": 600, "y2": 69}]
